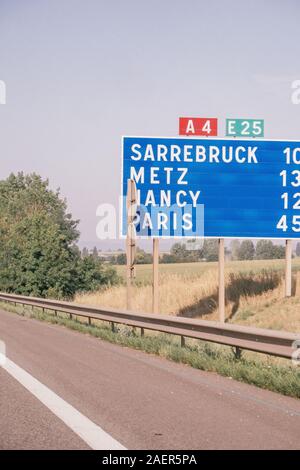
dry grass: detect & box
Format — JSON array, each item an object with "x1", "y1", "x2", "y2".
[
  {"x1": 232, "y1": 285, "x2": 300, "y2": 333},
  {"x1": 76, "y1": 270, "x2": 219, "y2": 315},
  {"x1": 75, "y1": 259, "x2": 300, "y2": 333}
]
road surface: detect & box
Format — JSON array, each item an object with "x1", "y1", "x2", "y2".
[{"x1": 0, "y1": 307, "x2": 299, "y2": 450}]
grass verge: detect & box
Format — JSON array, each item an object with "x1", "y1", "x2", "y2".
[{"x1": 1, "y1": 301, "x2": 299, "y2": 399}]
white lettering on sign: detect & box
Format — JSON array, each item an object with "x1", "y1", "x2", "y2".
[
  {"x1": 283, "y1": 147, "x2": 300, "y2": 164},
  {"x1": 130, "y1": 144, "x2": 258, "y2": 164},
  {"x1": 137, "y1": 189, "x2": 201, "y2": 208},
  {"x1": 182, "y1": 213, "x2": 193, "y2": 230},
  {"x1": 142, "y1": 212, "x2": 153, "y2": 230},
  {"x1": 130, "y1": 167, "x2": 189, "y2": 186},
  {"x1": 158, "y1": 212, "x2": 168, "y2": 230},
  {"x1": 178, "y1": 168, "x2": 188, "y2": 184},
  {"x1": 186, "y1": 119, "x2": 195, "y2": 134},
  {"x1": 227, "y1": 120, "x2": 236, "y2": 135},
  {"x1": 128, "y1": 140, "x2": 258, "y2": 235},
  {"x1": 130, "y1": 167, "x2": 144, "y2": 183}
]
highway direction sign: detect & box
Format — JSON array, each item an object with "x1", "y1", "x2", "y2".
[
  {"x1": 179, "y1": 117, "x2": 218, "y2": 136},
  {"x1": 122, "y1": 136, "x2": 300, "y2": 239},
  {"x1": 226, "y1": 118, "x2": 264, "y2": 137}
]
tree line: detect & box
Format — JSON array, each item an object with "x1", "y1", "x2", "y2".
[
  {"x1": 161, "y1": 239, "x2": 289, "y2": 263},
  {"x1": 108, "y1": 239, "x2": 297, "y2": 266},
  {"x1": 90, "y1": 238, "x2": 294, "y2": 266}
]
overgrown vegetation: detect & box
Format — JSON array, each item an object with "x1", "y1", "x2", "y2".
[
  {"x1": 0, "y1": 173, "x2": 119, "y2": 298},
  {"x1": 1, "y1": 301, "x2": 299, "y2": 399}
]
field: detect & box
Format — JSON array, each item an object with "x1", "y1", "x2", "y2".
[
  {"x1": 75, "y1": 259, "x2": 300, "y2": 333},
  {"x1": 114, "y1": 259, "x2": 300, "y2": 285}
]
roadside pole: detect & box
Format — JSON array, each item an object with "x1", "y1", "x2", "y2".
[
  {"x1": 218, "y1": 238, "x2": 225, "y2": 322},
  {"x1": 152, "y1": 238, "x2": 159, "y2": 313},
  {"x1": 126, "y1": 179, "x2": 137, "y2": 311},
  {"x1": 296, "y1": 271, "x2": 300, "y2": 297},
  {"x1": 285, "y1": 239, "x2": 292, "y2": 297}
]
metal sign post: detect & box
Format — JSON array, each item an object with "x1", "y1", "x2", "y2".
[
  {"x1": 126, "y1": 179, "x2": 137, "y2": 311},
  {"x1": 152, "y1": 238, "x2": 159, "y2": 313},
  {"x1": 285, "y1": 239, "x2": 292, "y2": 297}
]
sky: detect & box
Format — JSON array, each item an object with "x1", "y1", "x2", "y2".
[{"x1": 0, "y1": 0, "x2": 300, "y2": 250}]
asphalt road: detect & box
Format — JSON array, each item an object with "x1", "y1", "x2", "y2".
[{"x1": 0, "y1": 307, "x2": 300, "y2": 450}]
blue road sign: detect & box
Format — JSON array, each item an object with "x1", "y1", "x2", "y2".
[{"x1": 122, "y1": 136, "x2": 300, "y2": 239}]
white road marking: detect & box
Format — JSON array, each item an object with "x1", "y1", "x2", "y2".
[{"x1": 1, "y1": 356, "x2": 126, "y2": 450}]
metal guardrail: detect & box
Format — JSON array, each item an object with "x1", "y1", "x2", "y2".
[{"x1": 0, "y1": 292, "x2": 299, "y2": 359}]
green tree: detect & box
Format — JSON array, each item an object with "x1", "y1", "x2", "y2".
[
  {"x1": 135, "y1": 247, "x2": 153, "y2": 264},
  {"x1": 170, "y1": 243, "x2": 188, "y2": 261},
  {"x1": 92, "y1": 246, "x2": 99, "y2": 260},
  {"x1": 115, "y1": 253, "x2": 127, "y2": 265},
  {"x1": 237, "y1": 240, "x2": 255, "y2": 260},
  {"x1": 201, "y1": 239, "x2": 218, "y2": 262},
  {"x1": 271, "y1": 245, "x2": 285, "y2": 259},
  {"x1": 76, "y1": 255, "x2": 119, "y2": 292},
  {"x1": 0, "y1": 173, "x2": 118, "y2": 298},
  {"x1": 160, "y1": 253, "x2": 176, "y2": 264},
  {"x1": 82, "y1": 247, "x2": 89, "y2": 258},
  {"x1": 255, "y1": 240, "x2": 285, "y2": 260}
]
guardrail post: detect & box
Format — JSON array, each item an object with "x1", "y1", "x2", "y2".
[
  {"x1": 218, "y1": 238, "x2": 225, "y2": 322},
  {"x1": 141, "y1": 327, "x2": 144, "y2": 337},
  {"x1": 181, "y1": 336, "x2": 185, "y2": 347},
  {"x1": 111, "y1": 322, "x2": 115, "y2": 332},
  {"x1": 285, "y1": 239, "x2": 292, "y2": 297},
  {"x1": 233, "y1": 346, "x2": 242, "y2": 360}
]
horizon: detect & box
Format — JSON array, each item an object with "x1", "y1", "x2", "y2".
[{"x1": 1, "y1": 0, "x2": 300, "y2": 250}]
